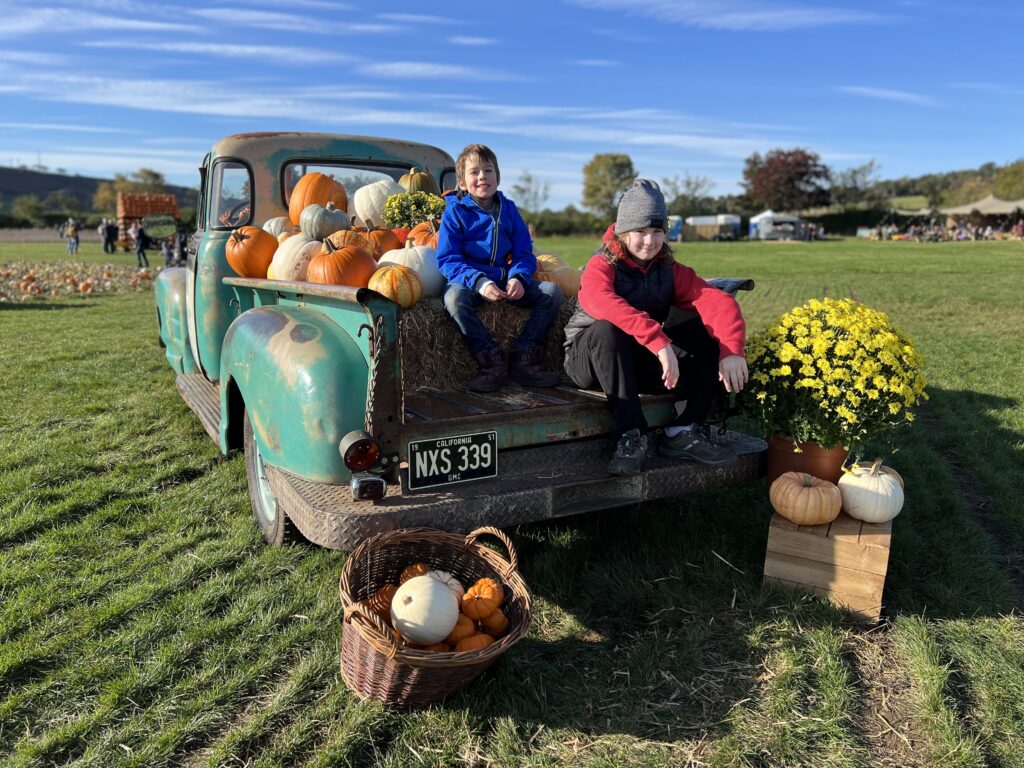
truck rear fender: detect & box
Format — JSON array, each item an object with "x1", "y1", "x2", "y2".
[
  {"x1": 154, "y1": 267, "x2": 199, "y2": 375},
  {"x1": 219, "y1": 305, "x2": 369, "y2": 483}
]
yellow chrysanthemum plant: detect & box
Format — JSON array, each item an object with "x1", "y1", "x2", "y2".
[{"x1": 744, "y1": 298, "x2": 927, "y2": 451}]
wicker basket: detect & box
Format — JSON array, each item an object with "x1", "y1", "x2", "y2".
[{"x1": 339, "y1": 526, "x2": 531, "y2": 708}]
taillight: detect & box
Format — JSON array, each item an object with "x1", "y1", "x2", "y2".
[{"x1": 339, "y1": 430, "x2": 380, "y2": 471}]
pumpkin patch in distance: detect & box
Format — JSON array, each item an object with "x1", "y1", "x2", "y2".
[
  {"x1": 368, "y1": 264, "x2": 423, "y2": 308},
  {"x1": 226, "y1": 226, "x2": 277, "y2": 278},
  {"x1": 288, "y1": 172, "x2": 348, "y2": 225},
  {"x1": 306, "y1": 242, "x2": 376, "y2": 287}
]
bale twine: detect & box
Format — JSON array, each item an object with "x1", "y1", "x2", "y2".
[{"x1": 400, "y1": 297, "x2": 578, "y2": 391}]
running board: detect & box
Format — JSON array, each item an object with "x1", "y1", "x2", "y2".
[{"x1": 176, "y1": 374, "x2": 221, "y2": 444}]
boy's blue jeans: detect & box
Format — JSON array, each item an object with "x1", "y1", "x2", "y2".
[{"x1": 444, "y1": 280, "x2": 563, "y2": 355}]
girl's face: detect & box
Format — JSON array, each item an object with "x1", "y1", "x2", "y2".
[
  {"x1": 624, "y1": 228, "x2": 665, "y2": 261},
  {"x1": 459, "y1": 155, "x2": 498, "y2": 200}
]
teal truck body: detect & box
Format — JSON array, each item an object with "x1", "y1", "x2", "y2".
[{"x1": 155, "y1": 132, "x2": 765, "y2": 550}]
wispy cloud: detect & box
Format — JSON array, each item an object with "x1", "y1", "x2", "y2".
[
  {"x1": 0, "y1": 7, "x2": 191, "y2": 37},
  {"x1": 449, "y1": 36, "x2": 497, "y2": 46},
  {"x1": 838, "y1": 85, "x2": 939, "y2": 107},
  {"x1": 358, "y1": 62, "x2": 523, "y2": 81},
  {"x1": 0, "y1": 50, "x2": 67, "y2": 65},
  {"x1": 377, "y1": 12, "x2": 454, "y2": 24},
  {"x1": 570, "y1": 0, "x2": 890, "y2": 30},
  {"x1": 0, "y1": 122, "x2": 133, "y2": 133},
  {"x1": 83, "y1": 40, "x2": 354, "y2": 65},
  {"x1": 186, "y1": 7, "x2": 391, "y2": 32},
  {"x1": 573, "y1": 59, "x2": 618, "y2": 67}
]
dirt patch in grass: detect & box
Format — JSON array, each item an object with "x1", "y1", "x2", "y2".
[{"x1": 848, "y1": 627, "x2": 929, "y2": 767}]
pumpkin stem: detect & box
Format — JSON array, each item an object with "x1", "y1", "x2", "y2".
[
  {"x1": 870, "y1": 457, "x2": 883, "y2": 476},
  {"x1": 322, "y1": 238, "x2": 337, "y2": 253},
  {"x1": 802, "y1": 474, "x2": 814, "y2": 487}
]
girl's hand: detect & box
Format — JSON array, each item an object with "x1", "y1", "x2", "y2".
[
  {"x1": 657, "y1": 344, "x2": 679, "y2": 390},
  {"x1": 719, "y1": 355, "x2": 748, "y2": 393},
  {"x1": 480, "y1": 283, "x2": 507, "y2": 302},
  {"x1": 505, "y1": 278, "x2": 525, "y2": 301}
]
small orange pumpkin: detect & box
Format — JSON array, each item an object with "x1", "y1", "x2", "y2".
[
  {"x1": 391, "y1": 226, "x2": 411, "y2": 245},
  {"x1": 399, "y1": 562, "x2": 431, "y2": 584},
  {"x1": 445, "y1": 613, "x2": 477, "y2": 645},
  {"x1": 288, "y1": 172, "x2": 348, "y2": 225},
  {"x1": 480, "y1": 606, "x2": 509, "y2": 638},
  {"x1": 360, "y1": 222, "x2": 402, "y2": 259},
  {"x1": 225, "y1": 226, "x2": 277, "y2": 278},
  {"x1": 461, "y1": 577, "x2": 504, "y2": 621},
  {"x1": 408, "y1": 220, "x2": 440, "y2": 249},
  {"x1": 368, "y1": 264, "x2": 423, "y2": 308},
  {"x1": 306, "y1": 241, "x2": 376, "y2": 287},
  {"x1": 323, "y1": 229, "x2": 373, "y2": 254},
  {"x1": 414, "y1": 642, "x2": 452, "y2": 652},
  {"x1": 364, "y1": 584, "x2": 398, "y2": 625},
  {"x1": 455, "y1": 633, "x2": 495, "y2": 652},
  {"x1": 769, "y1": 471, "x2": 842, "y2": 526}
]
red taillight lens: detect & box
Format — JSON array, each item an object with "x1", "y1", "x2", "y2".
[{"x1": 340, "y1": 430, "x2": 380, "y2": 471}]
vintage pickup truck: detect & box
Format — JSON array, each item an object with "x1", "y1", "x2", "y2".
[{"x1": 153, "y1": 132, "x2": 765, "y2": 550}]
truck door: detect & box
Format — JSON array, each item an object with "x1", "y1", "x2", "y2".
[{"x1": 186, "y1": 153, "x2": 210, "y2": 376}]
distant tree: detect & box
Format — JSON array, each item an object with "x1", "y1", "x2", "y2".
[
  {"x1": 993, "y1": 159, "x2": 1024, "y2": 201},
  {"x1": 662, "y1": 173, "x2": 715, "y2": 215},
  {"x1": 831, "y1": 160, "x2": 882, "y2": 207},
  {"x1": 129, "y1": 168, "x2": 167, "y2": 193},
  {"x1": 941, "y1": 178, "x2": 991, "y2": 207},
  {"x1": 93, "y1": 181, "x2": 118, "y2": 213},
  {"x1": 510, "y1": 170, "x2": 550, "y2": 213},
  {"x1": 742, "y1": 148, "x2": 831, "y2": 212},
  {"x1": 12, "y1": 194, "x2": 45, "y2": 225},
  {"x1": 582, "y1": 153, "x2": 636, "y2": 219},
  {"x1": 44, "y1": 190, "x2": 80, "y2": 212}
]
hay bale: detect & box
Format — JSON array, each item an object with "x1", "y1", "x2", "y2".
[{"x1": 400, "y1": 296, "x2": 578, "y2": 391}]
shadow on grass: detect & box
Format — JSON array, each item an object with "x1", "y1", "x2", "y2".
[{"x1": 0, "y1": 301, "x2": 97, "y2": 311}]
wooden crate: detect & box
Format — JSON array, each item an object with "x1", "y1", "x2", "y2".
[{"x1": 763, "y1": 511, "x2": 892, "y2": 621}]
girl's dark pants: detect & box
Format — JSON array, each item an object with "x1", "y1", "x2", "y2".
[{"x1": 564, "y1": 317, "x2": 719, "y2": 437}]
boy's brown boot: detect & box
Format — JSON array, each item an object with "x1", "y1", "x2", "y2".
[
  {"x1": 468, "y1": 347, "x2": 509, "y2": 392},
  {"x1": 509, "y1": 346, "x2": 561, "y2": 388}
]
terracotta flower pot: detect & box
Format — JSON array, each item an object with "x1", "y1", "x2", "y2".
[{"x1": 766, "y1": 434, "x2": 849, "y2": 485}]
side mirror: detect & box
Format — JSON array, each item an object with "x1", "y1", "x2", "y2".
[{"x1": 143, "y1": 214, "x2": 177, "y2": 239}]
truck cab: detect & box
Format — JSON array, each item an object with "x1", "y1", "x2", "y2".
[{"x1": 155, "y1": 132, "x2": 764, "y2": 550}]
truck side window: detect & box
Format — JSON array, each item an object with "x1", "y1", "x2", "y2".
[{"x1": 210, "y1": 161, "x2": 252, "y2": 229}]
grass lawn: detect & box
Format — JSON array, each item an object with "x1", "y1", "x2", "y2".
[{"x1": 2, "y1": 238, "x2": 1023, "y2": 767}]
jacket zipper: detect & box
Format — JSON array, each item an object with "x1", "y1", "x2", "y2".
[{"x1": 489, "y1": 197, "x2": 502, "y2": 267}]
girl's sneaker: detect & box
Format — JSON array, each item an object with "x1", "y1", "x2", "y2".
[
  {"x1": 608, "y1": 428, "x2": 647, "y2": 476},
  {"x1": 658, "y1": 428, "x2": 736, "y2": 466}
]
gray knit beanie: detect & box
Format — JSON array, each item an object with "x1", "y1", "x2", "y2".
[{"x1": 614, "y1": 178, "x2": 668, "y2": 234}]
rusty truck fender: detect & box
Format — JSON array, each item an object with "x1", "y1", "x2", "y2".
[
  {"x1": 154, "y1": 268, "x2": 199, "y2": 376},
  {"x1": 218, "y1": 305, "x2": 369, "y2": 484}
]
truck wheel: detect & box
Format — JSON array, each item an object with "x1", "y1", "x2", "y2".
[{"x1": 243, "y1": 410, "x2": 296, "y2": 546}]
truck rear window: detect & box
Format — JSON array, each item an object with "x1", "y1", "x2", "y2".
[
  {"x1": 283, "y1": 163, "x2": 403, "y2": 208},
  {"x1": 210, "y1": 160, "x2": 252, "y2": 229}
]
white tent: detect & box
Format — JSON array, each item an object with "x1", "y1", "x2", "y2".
[
  {"x1": 749, "y1": 209, "x2": 802, "y2": 240},
  {"x1": 940, "y1": 194, "x2": 1024, "y2": 216}
]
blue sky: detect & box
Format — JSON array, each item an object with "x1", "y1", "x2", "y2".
[{"x1": 0, "y1": 0, "x2": 1021, "y2": 209}]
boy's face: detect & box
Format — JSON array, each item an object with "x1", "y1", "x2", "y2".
[{"x1": 460, "y1": 154, "x2": 498, "y2": 200}]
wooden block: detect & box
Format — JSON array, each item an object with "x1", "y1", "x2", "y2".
[{"x1": 764, "y1": 511, "x2": 892, "y2": 621}]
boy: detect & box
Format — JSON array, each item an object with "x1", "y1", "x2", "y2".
[{"x1": 436, "y1": 144, "x2": 563, "y2": 392}]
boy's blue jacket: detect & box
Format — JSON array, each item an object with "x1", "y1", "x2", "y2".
[{"x1": 436, "y1": 191, "x2": 536, "y2": 289}]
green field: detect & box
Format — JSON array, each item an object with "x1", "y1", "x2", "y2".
[{"x1": 2, "y1": 238, "x2": 1023, "y2": 767}]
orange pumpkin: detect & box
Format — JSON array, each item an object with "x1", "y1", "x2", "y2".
[
  {"x1": 444, "y1": 613, "x2": 477, "y2": 645},
  {"x1": 365, "y1": 584, "x2": 398, "y2": 625},
  {"x1": 288, "y1": 172, "x2": 348, "y2": 225},
  {"x1": 461, "y1": 577, "x2": 504, "y2": 621},
  {"x1": 368, "y1": 264, "x2": 423, "y2": 308},
  {"x1": 360, "y1": 223, "x2": 402, "y2": 260},
  {"x1": 769, "y1": 472, "x2": 842, "y2": 526},
  {"x1": 414, "y1": 642, "x2": 452, "y2": 652},
  {"x1": 306, "y1": 241, "x2": 376, "y2": 287},
  {"x1": 391, "y1": 226, "x2": 411, "y2": 245},
  {"x1": 455, "y1": 633, "x2": 495, "y2": 652},
  {"x1": 399, "y1": 562, "x2": 431, "y2": 584},
  {"x1": 480, "y1": 606, "x2": 509, "y2": 638},
  {"x1": 225, "y1": 226, "x2": 277, "y2": 278},
  {"x1": 408, "y1": 220, "x2": 440, "y2": 249},
  {"x1": 323, "y1": 229, "x2": 373, "y2": 254}
]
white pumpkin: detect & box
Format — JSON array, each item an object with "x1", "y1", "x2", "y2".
[
  {"x1": 430, "y1": 570, "x2": 465, "y2": 602},
  {"x1": 262, "y1": 216, "x2": 298, "y2": 239},
  {"x1": 377, "y1": 242, "x2": 444, "y2": 297},
  {"x1": 838, "y1": 458, "x2": 905, "y2": 523},
  {"x1": 353, "y1": 179, "x2": 404, "y2": 228},
  {"x1": 299, "y1": 202, "x2": 350, "y2": 240},
  {"x1": 390, "y1": 573, "x2": 460, "y2": 645},
  {"x1": 268, "y1": 235, "x2": 320, "y2": 282}
]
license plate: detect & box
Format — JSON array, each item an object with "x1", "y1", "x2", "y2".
[{"x1": 407, "y1": 431, "x2": 498, "y2": 490}]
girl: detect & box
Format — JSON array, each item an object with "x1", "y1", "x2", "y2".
[{"x1": 563, "y1": 179, "x2": 749, "y2": 476}]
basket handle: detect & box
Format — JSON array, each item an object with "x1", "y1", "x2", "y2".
[
  {"x1": 464, "y1": 526, "x2": 519, "y2": 581},
  {"x1": 343, "y1": 603, "x2": 402, "y2": 659}
]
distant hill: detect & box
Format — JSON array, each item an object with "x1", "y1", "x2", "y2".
[{"x1": 0, "y1": 166, "x2": 198, "y2": 213}]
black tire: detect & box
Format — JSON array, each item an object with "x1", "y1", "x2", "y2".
[{"x1": 243, "y1": 410, "x2": 297, "y2": 546}]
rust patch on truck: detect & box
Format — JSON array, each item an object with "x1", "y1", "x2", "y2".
[{"x1": 267, "y1": 315, "x2": 326, "y2": 389}]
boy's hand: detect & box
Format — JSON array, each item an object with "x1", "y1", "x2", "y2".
[
  {"x1": 656, "y1": 344, "x2": 679, "y2": 390},
  {"x1": 719, "y1": 355, "x2": 748, "y2": 393},
  {"x1": 505, "y1": 278, "x2": 525, "y2": 301},
  {"x1": 480, "y1": 283, "x2": 507, "y2": 302}
]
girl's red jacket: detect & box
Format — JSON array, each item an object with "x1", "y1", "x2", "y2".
[{"x1": 578, "y1": 225, "x2": 746, "y2": 360}]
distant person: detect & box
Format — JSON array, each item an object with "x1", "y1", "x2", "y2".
[
  {"x1": 161, "y1": 238, "x2": 172, "y2": 266},
  {"x1": 65, "y1": 218, "x2": 79, "y2": 254},
  {"x1": 98, "y1": 218, "x2": 115, "y2": 254},
  {"x1": 134, "y1": 222, "x2": 149, "y2": 268}
]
